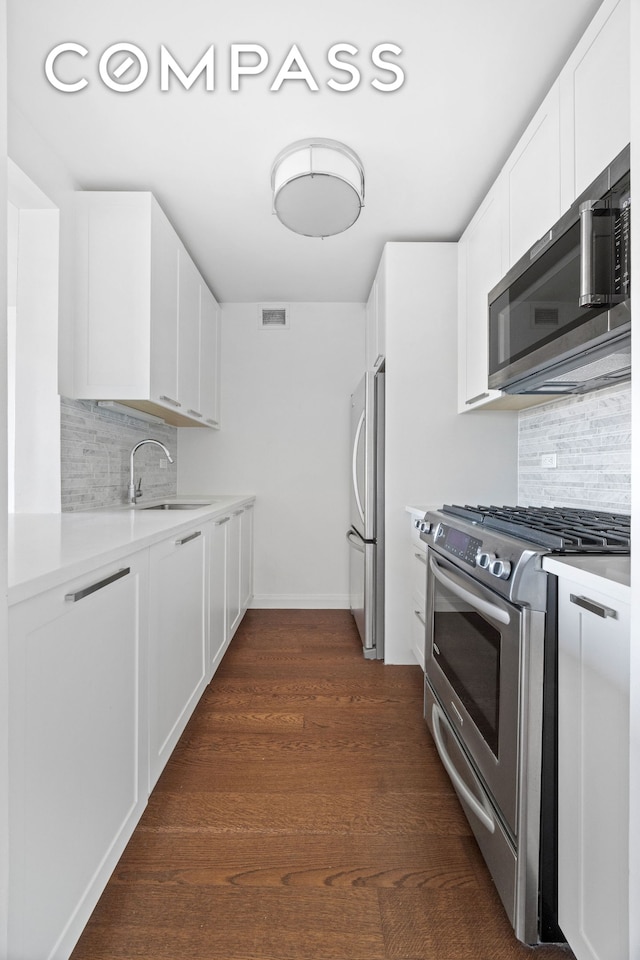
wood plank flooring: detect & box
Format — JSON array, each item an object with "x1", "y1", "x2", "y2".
[{"x1": 71, "y1": 610, "x2": 573, "y2": 960}]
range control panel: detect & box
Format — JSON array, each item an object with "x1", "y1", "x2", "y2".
[{"x1": 432, "y1": 522, "x2": 482, "y2": 567}]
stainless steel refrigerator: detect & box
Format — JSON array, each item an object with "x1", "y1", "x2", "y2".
[{"x1": 346, "y1": 370, "x2": 384, "y2": 659}]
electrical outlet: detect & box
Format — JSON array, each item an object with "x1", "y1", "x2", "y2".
[
  {"x1": 159, "y1": 459, "x2": 168, "y2": 469},
  {"x1": 540, "y1": 454, "x2": 557, "y2": 469}
]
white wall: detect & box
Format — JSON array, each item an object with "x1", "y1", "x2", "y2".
[
  {"x1": 9, "y1": 104, "x2": 79, "y2": 402},
  {"x1": 8, "y1": 192, "x2": 61, "y2": 512},
  {"x1": 382, "y1": 243, "x2": 519, "y2": 663},
  {"x1": 178, "y1": 302, "x2": 365, "y2": 607},
  {"x1": 1, "y1": 0, "x2": 10, "y2": 951}
]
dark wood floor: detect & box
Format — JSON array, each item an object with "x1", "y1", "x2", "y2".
[{"x1": 71, "y1": 609, "x2": 573, "y2": 960}]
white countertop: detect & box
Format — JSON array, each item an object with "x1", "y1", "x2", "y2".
[
  {"x1": 543, "y1": 554, "x2": 631, "y2": 602},
  {"x1": 8, "y1": 494, "x2": 255, "y2": 606},
  {"x1": 406, "y1": 504, "x2": 439, "y2": 518}
]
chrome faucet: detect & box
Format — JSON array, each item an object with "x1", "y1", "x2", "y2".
[{"x1": 128, "y1": 439, "x2": 174, "y2": 504}]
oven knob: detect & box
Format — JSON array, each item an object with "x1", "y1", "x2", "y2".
[
  {"x1": 433, "y1": 523, "x2": 447, "y2": 543},
  {"x1": 413, "y1": 518, "x2": 421, "y2": 529},
  {"x1": 477, "y1": 551, "x2": 496, "y2": 569},
  {"x1": 490, "y1": 558, "x2": 512, "y2": 580},
  {"x1": 419, "y1": 520, "x2": 432, "y2": 535}
]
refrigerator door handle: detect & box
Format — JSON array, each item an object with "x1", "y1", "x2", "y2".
[
  {"x1": 351, "y1": 409, "x2": 366, "y2": 525},
  {"x1": 346, "y1": 529, "x2": 365, "y2": 553}
]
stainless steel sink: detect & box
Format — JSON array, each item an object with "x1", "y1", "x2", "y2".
[{"x1": 139, "y1": 501, "x2": 214, "y2": 510}]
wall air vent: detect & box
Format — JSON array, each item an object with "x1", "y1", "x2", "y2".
[{"x1": 259, "y1": 303, "x2": 290, "y2": 329}]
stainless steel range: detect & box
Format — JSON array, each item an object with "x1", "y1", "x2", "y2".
[{"x1": 419, "y1": 504, "x2": 631, "y2": 945}]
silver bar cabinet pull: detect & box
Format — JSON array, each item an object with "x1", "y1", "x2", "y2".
[
  {"x1": 465, "y1": 391, "x2": 490, "y2": 405},
  {"x1": 214, "y1": 517, "x2": 231, "y2": 527},
  {"x1": 65, "y1": 567, "x2": 130, "y2": 602},
  {"x1": 175, "y1": 530, "x2": 202, "y2": 546},
  {"x1": 570, "y1": 593, "x2": 617, "y2": 619},
  {"x1": 414, "y1": 552, "x2": 427, "y2": 565},
  {"x1": 187, "y1": 409, "x2": 203, "y2": 418},
  {"x1": 206, "y1": 419, "x2": 219, "y2": 426},
  {"x1": 413, "y1": 609, "x2": 426, "y2": 626},
  {"x1": 159, "y1": 395, "x2": 181, "y2": 408}
]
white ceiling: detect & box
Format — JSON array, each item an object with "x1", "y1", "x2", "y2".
[{"x1": 7, "y1": 0, "x2": 603, "y2": 303}]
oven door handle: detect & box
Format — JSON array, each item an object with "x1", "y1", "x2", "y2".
[
  {"x1": 431, "y1": 702, "x2": 496, "y2": 835},
  {"x1": 429, "y1": 556, "x2": 511, "y2": 626}
]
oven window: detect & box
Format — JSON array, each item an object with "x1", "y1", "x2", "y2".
[{"x1": 433, "y1": 588, "x2": 501, "y2": 757}]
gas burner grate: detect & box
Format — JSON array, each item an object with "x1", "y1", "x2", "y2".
[{"x1": 441, "y1": 504, "x2": 631, "y2": 553}]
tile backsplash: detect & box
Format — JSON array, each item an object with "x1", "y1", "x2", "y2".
[
  {"x1": 518, "y1": 382, "x2": 631, "y2": 513},
  {"x1": 61, "y1": 398, "x2": 178, "y2": 511}
]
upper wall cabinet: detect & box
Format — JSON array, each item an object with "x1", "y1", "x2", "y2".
[
  {"x1": 65, "y1": 191, "x2": 221, "y2": 428},
  {"x1": 457, "y1": 89, "x2": 563, "y2": 412},
  {"x1": 504, "y1": 85, "x2": 561, "y2": 267},
  {"x1": 457, "y1": 180, "x2": 506, "y2": 411},
  {"x1": 560, "y1": 0, "x2": 630, "y2": 204},
  {"x1": 457, "y1": 0, "x2": 629, "y2": 412}
]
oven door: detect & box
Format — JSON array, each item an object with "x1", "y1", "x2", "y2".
[{"x1": 425, "y1": 549, "x2": 523, "y2": 838}]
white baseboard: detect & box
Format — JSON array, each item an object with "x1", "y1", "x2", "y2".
[{"x1": 250, "y1": 594, "x2": 350, "y2": 610}]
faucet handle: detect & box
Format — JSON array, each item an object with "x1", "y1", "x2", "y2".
[{"x1": 135, "y1": 477, "x2": 142, "y2": 500}]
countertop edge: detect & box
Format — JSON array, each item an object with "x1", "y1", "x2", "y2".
[
  {"x1": 542, "y1": 554, "x2": 631, "y2": 601},
  {"x1": 8, "y1": 494, "x2": 256, "y2": 606},
  {"x1": 405, "y1": 504, "x2": 439, "y2": 517}
]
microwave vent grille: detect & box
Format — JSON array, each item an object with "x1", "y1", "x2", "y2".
[
  {"x1": 536, "y1": 345, "x2": 631, "y2": 393},
  {"x1": 534, "y1": 307, "x2": 560, "y2": 326}
]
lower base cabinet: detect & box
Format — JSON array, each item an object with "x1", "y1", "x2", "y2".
[
  {"x1": 148, "y1": 523, "x2": 207, "y2": 789},
  {"x1": 208, "y1": 513, "x2": 230, "y2": 676},
  {"x1": 8, "y1": 500, "x2": 254, "y2": 959},
  {"x1": 240, "y1": 503, "x2": 254, "y2": 616},
  {"x1": 557, "y1": 576, "x2": 630, "y2": 960},
  {"x1": 408, "y1": 512, "x2": 428, "y2": 670},
  {"x1": 8, "y1": 552, "x2": 148, "y2": 960},
  {"x1": 208, "y1": 503, "x2": 254, "y2": 678}
]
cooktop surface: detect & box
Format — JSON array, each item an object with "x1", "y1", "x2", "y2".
[{"x1": 439, "y1": 504, "x2": 631, "y2": 554}]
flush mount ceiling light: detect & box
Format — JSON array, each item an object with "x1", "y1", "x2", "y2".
[{"x1": 271, "y1": 138, "x2": 365, "y2": 238}]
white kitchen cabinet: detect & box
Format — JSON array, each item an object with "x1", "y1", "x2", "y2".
[
  {"x1": 199, "y1": 284, "x2": 221, "y2": 428},
  {"x1": 456, "y1": 109, "x2": 563, "y2": 411},
  {"x1": 67, "y1": 191, "x2": 221, "y2": 428},
  {"x1": 559, "y1": 0, "x2": 630, "y2": 204},
  {"x1": 503, "y1": 85, "x2": 561, "y2": 266},
  {"x1": 8, "y1": 552, "x2": 148, "y2": 960},
  {"x1": 149, "y1": 198, "x2": 180, "y2": 410},
  {"x1": 148, "y1": 522, "x2": 207, "y2": 788},
  {"x1": 177, "y1": 244, "x2": 202, "y2": 419},
  {"x1": 557, "y1": 576, "x2": 630, "y2": 960},
  {"x1": 207, "y1": 503, "x2": 253, "y2": 678},
  {"x1": 208, "y1": 513, "x2": 229, "y2": 678},
  {"x1": 408, "y1": 513, "x2": 427, "y2": 671},
  {"x1": 365, "y1": 258, "x2": 386, "y2": 370},
  {"x1": 225, "y1": 504, "x2": 254, "y2": 642},
  {"x1": 457, "y1": 180, "x2": 506, "y2": 411},
  {"x1": 226, "y1": 509, "x2": 242, "y2": 640},
  {"x1": 240, "y1": 502, "x2": 254, "y2": 614}
]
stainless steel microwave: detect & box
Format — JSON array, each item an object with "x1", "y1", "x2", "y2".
[{"x1": 488, "y1": 145, "x2": 630, "y2": 395}]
